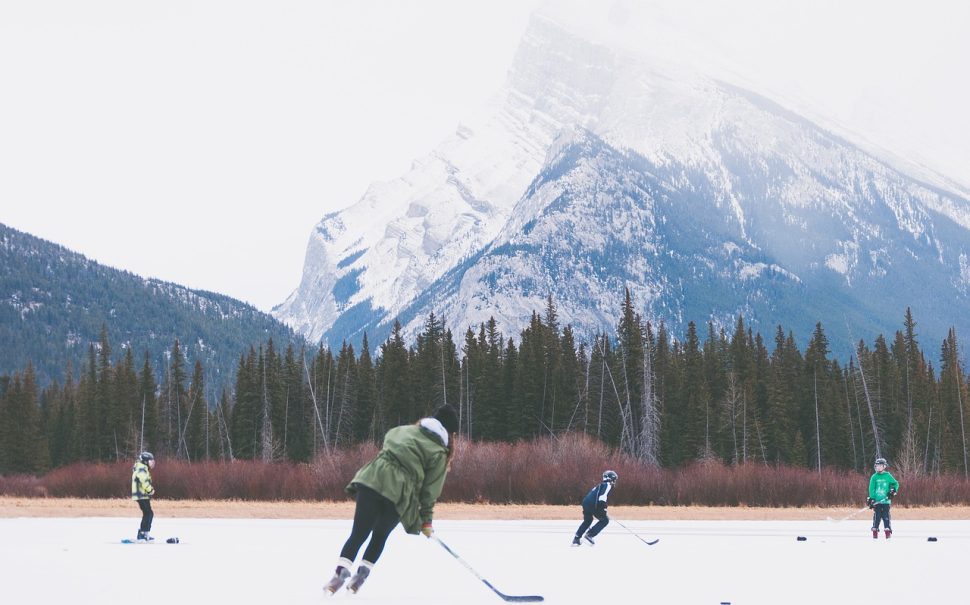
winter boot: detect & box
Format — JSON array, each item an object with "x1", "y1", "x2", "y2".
[
  {"x1": 347, "y1": 561, "x2": 374, "y2": 594},
  {"x1": 324, "y1": 558, "x2": 353, "y2": 595},
  {"x1": 871, "y1": 528, "x2": 878, "y2": 539},
  {"x1": 885, "y1": 529, "x2": 892, "y2": 539},
  {"x1": 583, "y1": 532, "x2": 596, "y2": 545},
  {"x1": 572, "y1": 535, "x2": 582, "y2": 546}
]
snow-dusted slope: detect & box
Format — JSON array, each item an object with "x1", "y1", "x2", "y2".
[
  {"x1": 276, "y1": 15, "x2": 970, "y2": 349},
  {"x1": 396, "y1": 127, "x2": 970, "y2": 349}
]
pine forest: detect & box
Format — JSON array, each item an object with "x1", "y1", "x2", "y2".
[{"x1": 3, "y1": 290, "x2": 969, "y2": 487}]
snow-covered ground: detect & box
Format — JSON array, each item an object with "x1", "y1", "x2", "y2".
[{"x1": 2, "y1": 516, "x2": 965, "y2": 604}]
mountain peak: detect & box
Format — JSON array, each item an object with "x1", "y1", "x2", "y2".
[{"x1": 275, "y1": 16, "x2": 970, "y2": 353}]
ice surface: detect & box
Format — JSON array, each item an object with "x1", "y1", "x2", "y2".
[{"x1": 1, "y1": 516, "x2": 965, "y2": 604}]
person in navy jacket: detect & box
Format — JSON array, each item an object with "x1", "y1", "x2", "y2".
[{"x1": 572, "y1": 470, "x2": 618, "y2": 545}]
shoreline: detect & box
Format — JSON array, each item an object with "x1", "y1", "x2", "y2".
[{"x1": 2, "y1": 497, "x2": 969, "y2": 520}]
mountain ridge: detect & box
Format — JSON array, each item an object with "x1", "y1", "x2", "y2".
[{"x1": 1, "y1": 222, "x2": 301, "y2": 392}]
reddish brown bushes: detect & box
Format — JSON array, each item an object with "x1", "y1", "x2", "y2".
[
  {"x1": 4, "y1": 435, "x2": 970, "y2": 505},
  {"x1": 0, "y1": 474, "x2": 47, "y2": 497}
]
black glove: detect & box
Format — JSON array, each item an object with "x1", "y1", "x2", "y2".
[
  {"x1": 866, "y1": 497, "x2": 875, "y2": 509},
  {"x1": 887, "y1": 488, "x2": 896, "y2": 501}
]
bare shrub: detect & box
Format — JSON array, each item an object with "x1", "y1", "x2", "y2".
[
  {"x1": 43, "y1": 463, "x2": 129, "y2": 498},
  {"x1": 0, "y1": 474, "x2": 47, "y2": 497},
  {"x1": 7, "y1": 435, "x2": 970, "y2": 505}
]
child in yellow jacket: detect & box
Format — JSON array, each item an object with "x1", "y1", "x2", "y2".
[{"x1": 131, "y1": 452, "x2": 156, "y2": 542}]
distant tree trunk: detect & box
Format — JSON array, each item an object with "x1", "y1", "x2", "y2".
[
  {"x1": 854, "y1": 347, "x2": 882, "y2": 460},
  {"x1": 639, "y1": 336, "x2": 660, "y2": 466},
  {"x1": 261, "y1": 360, "x2": 273, "y2": 462}
]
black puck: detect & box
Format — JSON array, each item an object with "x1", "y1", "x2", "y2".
[
  {"x1": 927, "y1": 537, "x2": 938, "y2": 542},
  {"x1": 166, "y1": 537, "x2": 180, "y2": 544},
  {"x1": 796, "y1": 536, "x2": 807, "y2": 541}
]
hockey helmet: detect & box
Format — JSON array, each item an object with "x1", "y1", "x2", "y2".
[
  {"x1": 602, "y1": 470, "x2": 618, "y2": 483},
  {"x1": 139, "y1": 451, "x2": 155, "y2": 464},
  {"x1": 874, "y1": 457, "x2": 887, "y2": 470}
]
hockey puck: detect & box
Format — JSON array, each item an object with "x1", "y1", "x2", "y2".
[
  {"x1": 927, "y1": 537, "x2": 938, "y2": 542},
  {"x1": 166, "y1": 537, "x2": 179, "y2": 544},
  {"x1": 796, "y1": 536, "x2": 807, "y2": 541}
]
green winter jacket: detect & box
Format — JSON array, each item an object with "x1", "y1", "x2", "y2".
[
  {"x1": 131, "y1": 461, "x2": 155, "y2": 500},
  {"x1": 347, "y1": 423, "x2": 449, "y2": 535},
  {"x1": 868, "y1": 471, "x2": 899, "y2": 503}
]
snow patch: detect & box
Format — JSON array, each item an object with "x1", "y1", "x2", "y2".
[{"x1": 825, "y1": 254, "x2": 849, "y2": 275}]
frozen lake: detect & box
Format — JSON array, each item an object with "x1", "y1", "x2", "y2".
[{"x1": 1, "y1": 516, "x2": 965, "y2": 604}]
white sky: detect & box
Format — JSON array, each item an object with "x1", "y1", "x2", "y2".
[{"x1": 2, "y1": 0, "x2": 968, "y2": 312}]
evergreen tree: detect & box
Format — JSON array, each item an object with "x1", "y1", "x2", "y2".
[
  {"x1": 137, "y1": 352, "x2": 159, "y2": 455},
  {"x1": 501, "y1": 337, "x2": 522, "y2": 440},
  {"x1": 378, "y1": 321, "x2": 412, "y2": 431},
  {"x1": 332, "y1": 342, "x2": 357, "y2": 449},
  {"x1": 113, "y1": 348, "x2": 139, "y2": 459},
  {"x1": 354, "y1": 335, "x2": 378, "y2": 443},
  {"x1": 765, "y1": 327, "x2": 800, "y2": 464},
  {"x1": 282, "y1": 344, "x2": 310, "y2": 461},
  {"x1": 78, "y1": 345, "x2": 99, "y2": 460},
  {"x1": 160, "y1": 340, "x2": 188, "y2": 458},
  {"x1": 939, "y1": 329, "x2": 969, "y2": 476},
  {"x1": 184, "y1": 360, "x2": 207, "y2": 461},
  {"x1": 0, "y1": 365, "x2": 48, "y2": 473},
  {"x1": 230, "y1": 349, "x2": 258, "y2": 459}
]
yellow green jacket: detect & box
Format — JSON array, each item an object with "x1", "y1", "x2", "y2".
[
  {"x1": 347, "y1": 423, "x2": 449, "y2": 535},
  {"x1": 131, "y1": 461, "x2": 155, "y2": 500}
]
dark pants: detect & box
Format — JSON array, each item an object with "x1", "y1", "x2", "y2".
[
  {"x1": 137, "y1": 499, "x2": 154, "y2": 533},
  {"x1": 575, "y1": 506, "x2": 609, "y2": 538},
  {"x1": 872, "y1": 503, "x2": 891, "y2": 530},
  {"x1": 339, "y1": 484, "x2": 401, "y2": 565}
]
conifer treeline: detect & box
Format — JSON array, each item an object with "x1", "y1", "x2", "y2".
[{"x1": 1, "y1": 295, "x2": 968, "y2": 477}]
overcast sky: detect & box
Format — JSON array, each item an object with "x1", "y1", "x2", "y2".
[{"x1": 2, "y1": 0, "x2": 968, "y2": 312}]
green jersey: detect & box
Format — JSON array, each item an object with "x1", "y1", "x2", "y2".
[{"x1": 868, "y1": 471, "x2": 899, "y2": 503}]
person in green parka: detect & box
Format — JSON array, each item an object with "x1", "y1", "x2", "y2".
[
  {"x1": 866, "y1": 457, "x2": 899, "y2": 539},
  {"x1": 325, "y1": 404, "x2": 459, "y2": 595}
]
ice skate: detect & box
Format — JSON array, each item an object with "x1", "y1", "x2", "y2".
[
  {"x1": 347, "y1": 562, "x2": 373, "y2": 594},
  {"x1": 572, "y1": 535, "x2": 582, "y2": 546},
  {"x1": 324, "y1": 559, "x2": 352, "y2": 595},
  {"x1": 871, "y1": 528, "x2": 878, "y2": 539},
  {"x1": 583, "y1": 532, "x2": 595, "y2": 545},
  {"x1": 884, "y1": 529, "x2": 892, "y2": 539},
  {"x1": 136, "y1": 531, "x2": 154, "y2": 542}
]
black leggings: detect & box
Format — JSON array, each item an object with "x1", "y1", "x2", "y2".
[
  {"x1": 137, "y1": 499, "x2": 154, "y2": 533},
  {"x1": 575, "y1": 507, "x2": 609, "y2": 538},
  {"x1": 339, "y1": 484, "x2": 401, "y2": 565}
]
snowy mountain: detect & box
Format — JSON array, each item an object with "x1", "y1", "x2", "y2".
[{"x1": 275, "y1": 15, "x2": 970, "y2": 352}]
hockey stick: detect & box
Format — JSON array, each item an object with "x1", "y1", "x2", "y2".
[
  {"x1": 614, "y1": 520, "x2": 660, "y2": 545},
  {"x1": 827, "y1": 499, "x2": 888, "y2": 523},
  {"x1": 433, "y1": 536, "x2": 544, "y2": 602}
]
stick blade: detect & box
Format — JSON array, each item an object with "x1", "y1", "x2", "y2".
[{"x1": 483, "y1": 580, "x2": 544, "y2": 602}]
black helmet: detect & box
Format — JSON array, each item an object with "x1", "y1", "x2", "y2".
[
  {"x1": 433, "y1": 404, "x2": 459, "y2": 435},
  {"x1": 603, "y1": 470, "x2": 618, "y2": 483},
  {"x1": 139, "y1": 451, "x2": 155, "y2": 464}
]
